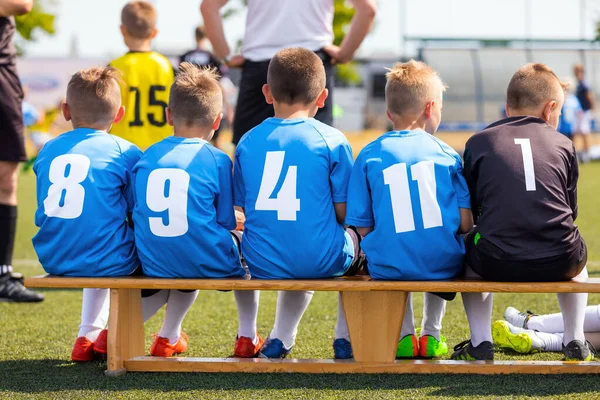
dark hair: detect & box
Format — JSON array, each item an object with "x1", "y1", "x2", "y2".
[
  {"x1": 267, "y1": 47, "x2": 326, "y2": 105},
  {"x1": 121, "y1": 1, "x2": 157, "y2": 39},
  {"x1": 195, "y1": 26, "x2": 206, "y2": 42},
  {"x1": 66, "y1": 67, "x2": 122, "y2": 125},
  {"x1": 507, "y1": 63, "x2": 567, "y2": 110}
]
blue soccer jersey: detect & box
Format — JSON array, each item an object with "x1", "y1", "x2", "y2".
[
  {"x1": 346, "y1": 129, "x2": 471, "y2": 281},
  {"x1": 132, "y1": 137, "x2": 245, "y2": 279},
  {"x1": 234, "y1": 117, "x2": 354, "y2": 279},
  {"x1": 33, "y1": 128, "x2": 141, "y2": 277}
]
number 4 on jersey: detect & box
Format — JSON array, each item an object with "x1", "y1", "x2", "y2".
[{"x1": 255, "y1": 151, "x2": 300, "y2": 221}]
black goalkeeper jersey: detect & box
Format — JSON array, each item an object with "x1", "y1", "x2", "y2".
[{"x1": 464, "y1": 116, "x2": 581, "y2": 260}]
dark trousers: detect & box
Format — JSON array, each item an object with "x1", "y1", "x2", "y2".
[
  {"x1": 232, "y1": 49, "x2": 334, "y2": 145},
  {"x1": 466, "y1": 234, "x2": 587, "y2": 282}
]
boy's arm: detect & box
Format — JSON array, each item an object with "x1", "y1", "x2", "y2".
[
  {"x1": 0, "y1": 0, "x2": 32, "y2": 16},
  {"x1": 215, "y1": 153, "x2": 237, "y2": 230},
  {"x1": 200, "y1": 0, "x2": 231, "y2": 59},
  {"x1": 453, "y1": 154, "x2": 474, "y2": 233},
  {"x1": 345, "y1": 152, "x2": 375, "y2": 236},
  {"x1": 324, "y1": 0, "x2": 376, "y2": 64},
  {"x1": 122, "y1": 144, "x2": 143, "y2": 214},
  {"x1": 328, "y1": 138, "x2": 354, "y2": 218},
  {"x1": 462, "y1": 146, "x2": 479, "y2": 224},
  {"x1": 334, "y1": 202, "x2": 346, "y2": 225},
  {"x1": 459, "y1": 208, "x2": 474, "y2": 234},
  {"x1": 232, "y1": 148, "x2": 246, "y2": 210},
  {"x1": 568, "y1": 143, "x2": 579, "y2": 220}
]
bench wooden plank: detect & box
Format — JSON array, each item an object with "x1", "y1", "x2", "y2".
[
  {"x1": 124, "y1": 357, "x2": 600, "y2": 374},
  {"x1": 24, "y1": 274, "x2": 600, "y2": 293}
]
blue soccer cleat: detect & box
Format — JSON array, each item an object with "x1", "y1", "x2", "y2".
[
  {"x1": 333, "y1": 338, "x2": 353, "y2": 359},
  {"x1": 258, "y1": 338, "x2": 293, "y2": 359}
]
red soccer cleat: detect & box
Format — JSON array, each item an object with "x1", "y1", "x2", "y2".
[
  {"x1": 150, "y1": 331, "x2": 189, "y2": 357},
  {"x1": 93, "y1": 329, "x2": 108, "y2": 355},
  {"x1": 234, "y1": 334, "x2": 264, "y2": 358},
  {"x1": 71, "y1": 337, "x2": 95, "y2": 362}
]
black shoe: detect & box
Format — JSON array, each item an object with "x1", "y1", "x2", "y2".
[
  {"x1": 451, "y1": 339, "x2": 494, "y2": 360},
  {"x1": 0, "y1": 276, "x2": 44, "y2": 303},
  {"x1": 563, "y1": 340, "x2": 596, "y2": 361}
]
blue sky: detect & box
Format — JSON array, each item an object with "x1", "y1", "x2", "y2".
[{"x1": 22, "y1": 0, "x2": 600, "y2": 59}]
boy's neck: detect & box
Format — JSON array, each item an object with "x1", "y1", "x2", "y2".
[
  {"x1": 391, "y1": 116, "x2": 428, "y2": 133},
  {"x1": 196, "y1": 40, "x2": 207, "y2": 50},
  {"x1": 173, "y1": 126, "x2": 212, "y2": 141},
  {"x1": 273, "y1": 102, "x2": 314, "y2": 120},
  {"x1": 125, "y1": 37, "x2": 153, "y2": 52},
  {"x1": 72, "y1": 122, "x2": 111, "y2": 132}
]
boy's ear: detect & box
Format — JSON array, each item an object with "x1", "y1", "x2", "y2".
[
  {"x1": 120, "y1": 25, "x2": 127, "y2": 37},
  {"x1": 316, "y1": 88, "x2": 329, "y2": 109},
  {"x1": 262, "y1": 84, "x2": 274, "y2": 105},
  {"x1": 114, "y1": 105, "x2": 126, "y2": 124},
  {"x1": 212, "y1": 113, "x2": 223, "y2": 131},
  {"x1": 151, "y1": 28, "x2": 158, "y2": 39},
  {"x1": 424, "y1": 101, "x2": 433, "y2": 118},
  {"x1": 166, "y1": 107, "x2": 174, "y2": 127},
  {"x1": 61, "y1": 102, "x2": 71, "y2": 122},
  {"x1": 505, "y1": 104, "x2": 511, "y2": 117},
  {"x1": 386, "y1": 110, "x2": 394, "y2": 123},
  {"x1": 542, "y1": 100, "x2": 556, "y2": 122}
]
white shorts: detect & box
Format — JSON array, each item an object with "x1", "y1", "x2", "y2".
[{"x1": 578, "y1": 110, "x2": 593, "y2": 135}]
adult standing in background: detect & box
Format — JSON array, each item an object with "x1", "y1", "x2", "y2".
[
  {"x1": 0, "y1": 0, "x2": 44, "y2": 302},
  {"x1": 573, "y1": 64, "x2": 595, "y2": 163},
  {"x1": 201, "y1": 0, "x2": 377, "y2": 145}
]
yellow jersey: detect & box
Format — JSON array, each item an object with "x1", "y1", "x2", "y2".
[{"x1": 109, "y1": 51, "x2": 175, "y2": 150}]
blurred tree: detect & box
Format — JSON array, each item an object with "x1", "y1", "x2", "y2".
[{"x1": 15, "y1": 0, "x2": 56, "y2": 46}]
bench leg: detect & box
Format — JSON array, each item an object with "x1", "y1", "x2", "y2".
[
  {"x1": 105, "y1": 288, "x2": 145, "y2": 376},
  {"x1": 341, "y1": 291, "x2": 408, "y2": 363}
]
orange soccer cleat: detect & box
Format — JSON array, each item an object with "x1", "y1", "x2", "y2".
[
  {"x1": 234, "y1": 334, "x2": 264, "y2": 358},
  {"x1": 150, "y1": 331, "x2": 189, "y2": 357},
  {"x1": 93, "y1": 329, "x2": 108, "y2": 356},
  {"x1": 71, "y1": 336, "x2": 95, "y2": 362}
]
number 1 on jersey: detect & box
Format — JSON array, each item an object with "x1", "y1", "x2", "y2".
[
  {"x1": 514, "y1": 138, "x2": 536, "y2": 191},
  {"x1": 384, "y1": 161, "x2": 443, "y2": 233},
  {"x1": 255, "y1": 151, "x2": 300, "y2": 221}
]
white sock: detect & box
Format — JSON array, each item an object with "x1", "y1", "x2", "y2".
[
  {"x1": 270, "y1": 290, "x2": 314, "y2": 349},
  {"x1": 234, "y1": 290, "x2": 259, "y2": 343},
  {"x1": 142, "y1": 290, "x2": 169, "y2": 322},
  {"x1": 78, "y1": 288, "x2": 110, "y2": 341},
  {"x1": 334, "y1": 293, "x2": 350, "y2": 341},
  {"x1": 557, "y1": 267, "x2": 588, "y2": 345},
  {"x1": 528, "y1": 305, "x2": 600, "y2": 333},
  {"x1": 508, "y1": 323, "x2": 564, "y2": 352},
  {"x1": 157, "y1": 290, "x2": 199, "y2": 344},
  {"x1": 421, "y1": 293, "x2": 446, "y2": 341},
  {"x1": 461, "y1": 265, "x2": 492, "y2": 347},
  {"x1": 400, "y1": 293, "x2": 416, "y2": 338}
]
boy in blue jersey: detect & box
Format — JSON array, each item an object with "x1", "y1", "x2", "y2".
[
  {"x1": 346, "y1": 60, "x2": 474, "y2": 359},
  {"x1": 558, "y1": 78, "x2": 582, "y2": 140},
  {"x1": 233, "y1": 48, "x2": 364, "y2": 359},
  {"x1": 132, "y1": 63, "x2": 262, "y2": 358},
  {"x1": 33, "y1": 67, "x2": 141, "y2": 362}
]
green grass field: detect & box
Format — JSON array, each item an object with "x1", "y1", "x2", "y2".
[{"x1": 2, "y1": 158, "x2": 600, "y2": 399}]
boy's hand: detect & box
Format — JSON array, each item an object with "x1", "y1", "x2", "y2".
[{"x1": 235, "y1": 209, "x2": 245, "y2": 231}]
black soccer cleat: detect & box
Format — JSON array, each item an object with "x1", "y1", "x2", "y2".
[
  {"x1": 451, "y1": 339, "x2": 494, "y2": 361},
  {"x1": 0, "y1": 275, "x2": 44, "y2": 303},
  {"x1": 563, "y1": 340, "x2": 596, "y2": 361}
]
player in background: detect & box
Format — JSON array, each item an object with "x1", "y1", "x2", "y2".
[
  {"x1": 32, "y1": 67, "x2": 141, "y2": 361},
  {"x1": 110, "y1": 1, "x2": 174, "y2": 150},
  {"x1": 454, "y1": 64, "x2": 590, "y2": 361},
  {"x1": 132, "y1": 63, "x2": 257, "y2": 357},
  {"x1": 346, "y1": 61, "x2": 473, "y2": 359},
  {"x1": 558, "y1": 77, "x2": 583, "y2": 141},
  {"x1": 573, "y1": 64, "x2": 595, "y2": 163},
  {"x1": 179, "y1": 26, "x2": 234, "y2": 149},
  {"x1": 233, "y1": 48, "x2": 365, "y2": 359}
]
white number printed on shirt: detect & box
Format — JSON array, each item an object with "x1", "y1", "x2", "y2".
[
  {"x1": 255, "y1": 151, "x2": 300, "y2": 221},
  {"x1": 383, "y1": 161, "x2": 443, "y2": 233},
  {"x1": 147, "y1": 168, "x2": 190, "y2": 237},
  {"x1": 44, "y1": 154, "x2": 91, "y2": 219},
  {"x1": 514, "y1": 138, "x2": 536, "y2": 191}
]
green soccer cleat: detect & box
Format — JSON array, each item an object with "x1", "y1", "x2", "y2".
[
  {"x1": 396, "y1": 334, "x2": 418, "y2": 359},
  {"x1": 418, "y1": 335, "x2": 448, "y2": 358},
  {"x1": 451, "y1": 340, "x2": 494, "y2": 361},
  {"x1": 492, "y1": 320, "x2": 540, "y2": 354}
]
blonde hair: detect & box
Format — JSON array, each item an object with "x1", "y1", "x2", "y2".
[
  {"x1": 267, "y1": 47, "x2": 326, "y2": 105},
  {"x1": 169, "y1": 62, "x2": 223, "y2": 128},
  {"x1": 385, "y1": 60, "x2": 446, "y2": 116},
  {"x1": 121, "y1": 1, "x2": 157, "y2": 39},
  {"x1": 507, "y1": 63, "x2": 567, "y2": 110},
  {"x1": 66, "y1": 67, "x2": 122, "y2": 125}
]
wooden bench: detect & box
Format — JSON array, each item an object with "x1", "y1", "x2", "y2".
[{"x1": 24, "y1": 275, "x2": 600, "y2": 375}]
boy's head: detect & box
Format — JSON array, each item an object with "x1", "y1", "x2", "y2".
[
  {"x1": 506, "y1": 63, "x2": 566, "y2": 129},
  {"x1": 63, "y1": 67, "x2": 124, "y2": 129},
  {"x1": 195, "y1": 26, "x2": 206, "y2": 44},
  {"x1": 120, "y1": 1, "x2": 157, "y2": 41},
  {"x1": 263, "y1": 47, "x2": 328, "y2": 114},
  {"x1": 573, "y1": 64, "x2": 585, "y2": 82},
  {"x1": 167, "y1": 62, "x2": 223, "y2": 138},
  {"x1": 385, "y1": 60, "x2": 446, "y2": 134}
]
